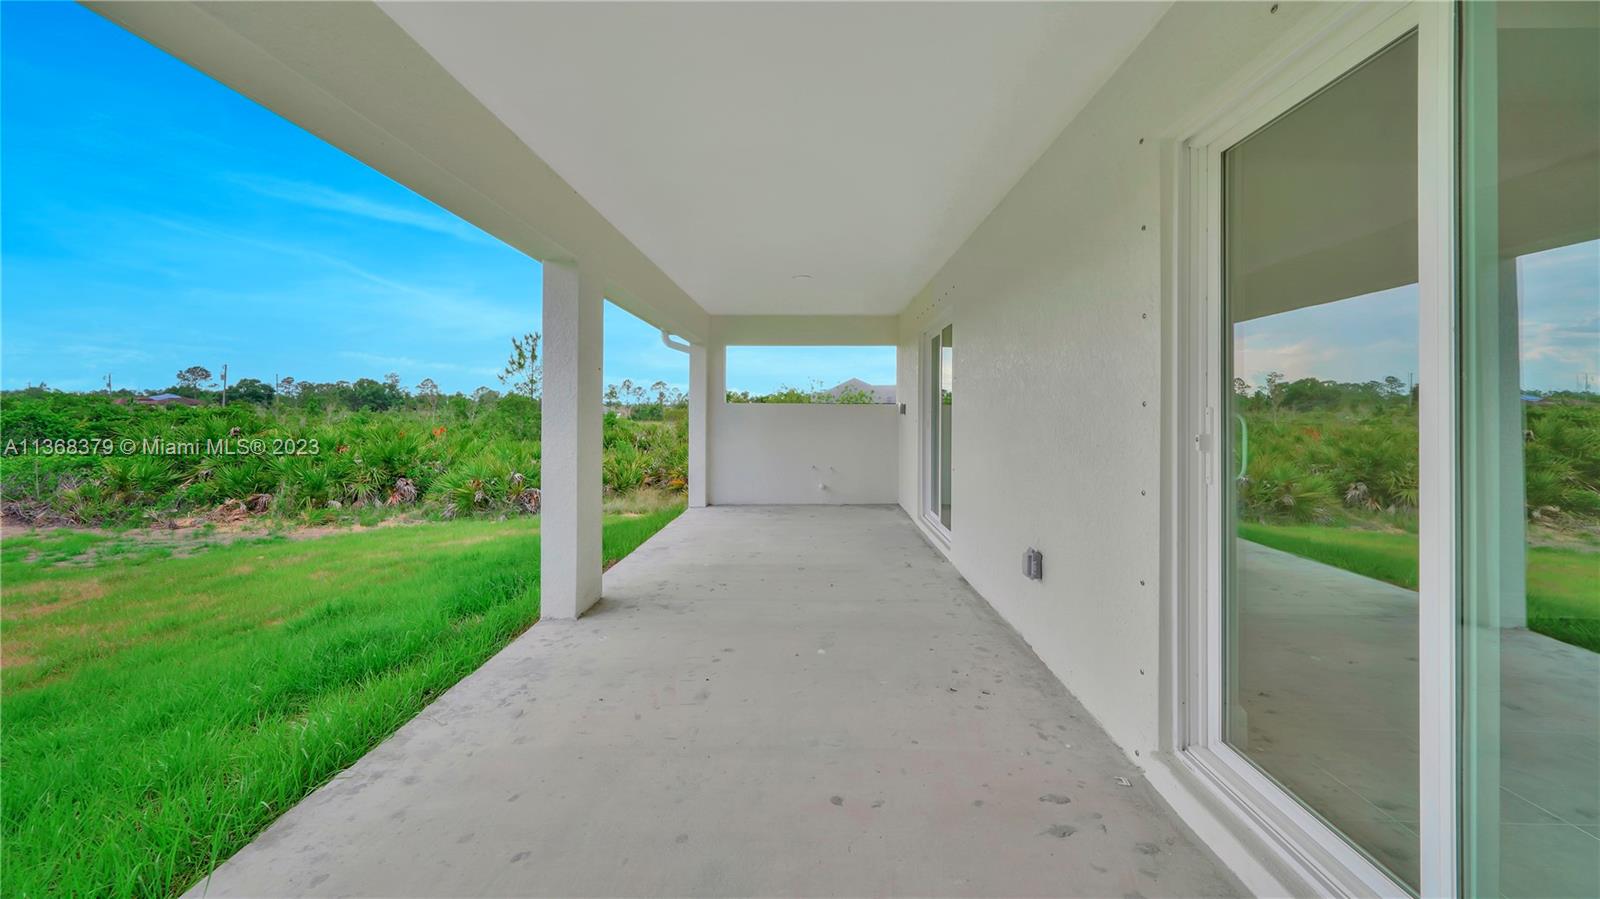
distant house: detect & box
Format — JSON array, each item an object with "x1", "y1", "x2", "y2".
[
  {"x1": 134, "y1": 393, "x2": 203, "y2": 407},
  {"x1": 827, "y1": 378, "x2": 895, "y2": 404}
]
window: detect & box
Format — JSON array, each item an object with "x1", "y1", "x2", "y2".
[{"x1": 926, "y1": 324, "x2": 954, "y2": 532}]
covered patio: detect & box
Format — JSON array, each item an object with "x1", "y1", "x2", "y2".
[
  {"x1": 184, "y1": 506, "x2": 1240, "y2": 898},
  {"x1": 86, "y1": 2, "x2": 1598, "y2": 897}
]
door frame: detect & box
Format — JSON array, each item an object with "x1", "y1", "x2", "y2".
[{"x1": 919, "y1": 318, "x2": 955, "y2": 543}]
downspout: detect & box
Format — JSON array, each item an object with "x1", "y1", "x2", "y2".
[{"x1": 660, "y1": 330, "x2": 691, "y2": 353}]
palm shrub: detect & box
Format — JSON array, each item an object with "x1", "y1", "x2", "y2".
[
  {"x1": 213, "y1": 458, "x2": 274, "y2": 500},
  {"x1": 100, "y1": 455, "x2": 177, "y2": 505},
  {"x1": 289, "y1": 463, "x2": 334, "y2": 510},
  {"x1": 430, "y1": 459, "x2": 502, "y2": 517},
  {"x1": 1239, "y1": 458, "x2": 1336, "y2": 523},
  {"x1": 1525, "y1": 405, "x2": 1600, "y2": 518},
  {"x1": 0, "y1": 392, "x2": 695, "y2": 523},
  {"x1": 602, "y1": 441, "x2": 647, "y2": 493}
]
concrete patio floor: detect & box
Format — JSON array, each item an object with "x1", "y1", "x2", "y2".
[{"x1": 186, "y1": 505, "x2": 1241, "y2": 898}]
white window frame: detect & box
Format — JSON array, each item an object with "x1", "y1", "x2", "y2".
[
  {"x1": 920, "y1": 319, "x2": 954, "y2": 543},
  {"x1": 1165, "y1": 3, "x2": 1458, "y2": 897}
]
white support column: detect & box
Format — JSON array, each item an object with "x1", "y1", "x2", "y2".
[
  {"x1": 704, "y1": 333, "x2": 727, "y2": 506},
  {"x1": 541, "y1": 259, "x2": 603, "y2": 619},
  {"x1": 1491, "y1": 259, "x2": 1527, "y2": 629},
  {"x1": 688, "y1": 343, "x2": 709, "y2": 508}
]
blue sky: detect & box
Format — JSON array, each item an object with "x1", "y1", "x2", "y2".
[
  {"x1": 1234, "y1": 284, "x2": 1421, "y2": 392},
  {"x1": 3, "y1": 5, "x2": 1585, "y2": 399},
  {"x1": 1234, "y1": 240, "x2": 1598, "y2": 394},
  {"x1": 0, "y1": 3, "x2": 891, "y2": 396}
]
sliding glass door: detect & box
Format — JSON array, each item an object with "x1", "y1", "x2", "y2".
[
  {"x1": 927, "y1": 324, "x2": 953, "y2": 532},
  {"x1": 1184, "y1": 3, "x2": 1597, "y2": 896},
  {"x1": 1460, "y1": 3, "x2": 1599, "y2": 897},
  {"x1": 1221, "y1": 31, "x2": 1424, "y2": 891}
]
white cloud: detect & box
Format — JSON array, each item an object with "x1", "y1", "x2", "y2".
[{"x1": 225, "y1": 174, "x2": 493, "y2": 245}]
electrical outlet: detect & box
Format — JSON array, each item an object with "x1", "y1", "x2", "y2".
[{"x1": 1024, "y1": 547, "x2": 1043, "y2": 580}]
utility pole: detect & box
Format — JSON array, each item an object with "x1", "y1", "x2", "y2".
[
  {"x1": 220, "y1": 363, "x2": 229, "y2": 407},
  {"x1": 104, "y1": 373, "x2": 112, "y2": 397}
]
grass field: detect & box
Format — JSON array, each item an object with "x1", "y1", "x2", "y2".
[
  {"x1": 1239, "y1": 522, "x2": 1599, "y2": 653},
  {"x1": 0, "y1": 506, "x2": 682, "y2": 898}
]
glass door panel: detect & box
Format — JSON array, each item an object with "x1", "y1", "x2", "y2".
[
  {"x1": 939, "y1": 324, "x2": 953, "y2": 530},
  {"x1": 927, "y1": 325, "x2": 954, "y2": 531},
  {"x1": 1222, "y1": 32, "x2": 1422, "y2": 890},
  {"x1": 1461, "y1": 3, "x2": 1600, "y2": 897}
]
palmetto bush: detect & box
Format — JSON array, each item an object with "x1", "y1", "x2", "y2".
[
  {"x1": 213, "y1": 458, "x2": 274, "y2": 500},
  {"x1": 1239, "y1": 459, "x2": 1337, "y2": 522},
  {"x1": 1238, "y1": 408, "x2": 1414, "y2": 524},
  {"x1": 1525, "y1": 405, "x2": 1600, "y2": 518},
  {"x1": 602, "y1": 442, "x2": 648, "y2": 494},
  {"x1": 1236, "y1": 398, "x2": 1600, "y2": 531},
  {"x1": 430, "y1": 460, "x2": 502, "y2": 516},
  {"x1": 101, "y1": 455, "x2": 177, "y2": 503},
  {"x1": 288, "y1": 463, "x2": 334, "y2": 510}
]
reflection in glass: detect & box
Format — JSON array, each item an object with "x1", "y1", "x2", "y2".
[
  {"x1": 1223, "y1": 33, "x2": 1422, "y2": 889},
  {"x1": 1461, "y1": 4, "x2": 1600, "y2": 898}
]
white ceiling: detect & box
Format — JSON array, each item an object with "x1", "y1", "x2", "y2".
[{"x1": 381, "y1": 2, "x2": 1170, "y2": 316}]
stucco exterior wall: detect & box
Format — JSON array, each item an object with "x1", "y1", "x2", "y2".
[
  {"x1": 896, "y1": 1, "x2": 1325, "y2": 757},
  {"x1": 711, "y1": 403, "x2": 898, "y2": 505}
]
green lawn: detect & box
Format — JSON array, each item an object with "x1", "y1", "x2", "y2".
[
  {"x1": 1238, "y1": 522, "x2": 1599, "y2": 653},
  {"x1": 0, "y1": 507, "x2": 682, "y2": 898}
]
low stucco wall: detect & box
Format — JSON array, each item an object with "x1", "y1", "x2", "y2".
[{"x1": 710, "y1": 403, "x2": 897, "y2": 504}]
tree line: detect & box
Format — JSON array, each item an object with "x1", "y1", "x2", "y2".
[{"x1": 37, "y1": 332, "x2": 688, "y2": 419}]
